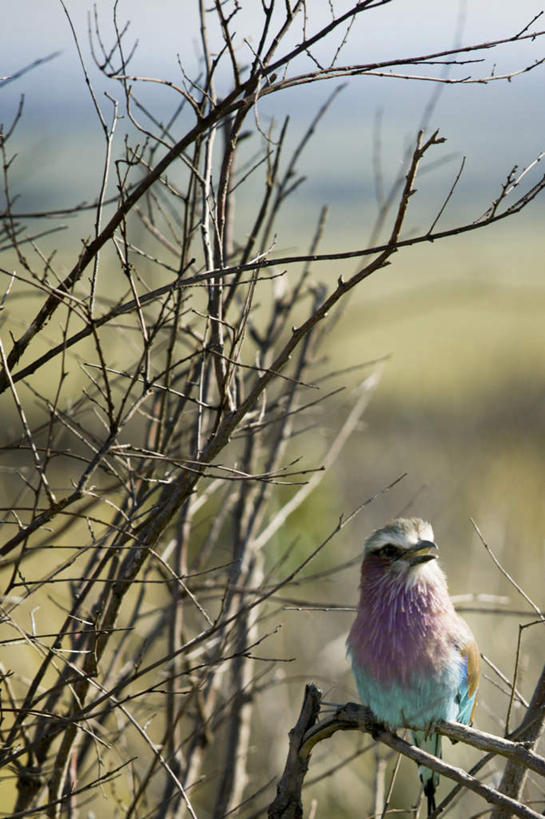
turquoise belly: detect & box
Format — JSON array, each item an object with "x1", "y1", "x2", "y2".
[{"x1": 348, "y1": 649, "x2": 461, "y2": 730}]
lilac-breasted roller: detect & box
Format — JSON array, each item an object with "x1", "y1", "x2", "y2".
[{"x1": 346, "y1": 518, "x2": 480, "y2": 815}]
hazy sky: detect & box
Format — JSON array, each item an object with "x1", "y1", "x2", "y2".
[
  {"x1": 4, "y1": 1, "x2": 544, "y2": 100},
  {"x1": 2, "y1": 1, "x2": 544, "y2": 218}
]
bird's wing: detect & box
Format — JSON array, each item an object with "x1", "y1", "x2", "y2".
[{"x1": 456, "y1": 639, "x2": 481, "y2": 725}]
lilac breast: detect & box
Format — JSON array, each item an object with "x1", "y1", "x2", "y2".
[{"x1": 347, "y1": 556, "x2": 456, "y2": 687}]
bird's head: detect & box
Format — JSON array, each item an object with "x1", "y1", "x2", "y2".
[{"x1": 362, "y1": 517, "x2": 440, "y2": 584}]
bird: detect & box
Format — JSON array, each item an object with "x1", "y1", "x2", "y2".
[{"x1": 346, "y1": 517, "x2": 480, "y2": 816}]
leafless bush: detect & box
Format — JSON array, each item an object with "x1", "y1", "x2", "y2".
[{"x1": 0, "y1": 3, "x2": 544, "y2": 817}]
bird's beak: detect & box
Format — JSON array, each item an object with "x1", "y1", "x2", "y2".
[{"x1": 404, "y1": 540, "x2": 438, "y2": 566}]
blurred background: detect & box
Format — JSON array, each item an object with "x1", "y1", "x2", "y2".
[{"x1": 2, "y1": 1, "x2": 545, "y2": 816}]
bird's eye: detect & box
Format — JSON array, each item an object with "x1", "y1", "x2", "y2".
[{"x1": 379, "y1": 544, "x2": 400, "y2": 559}]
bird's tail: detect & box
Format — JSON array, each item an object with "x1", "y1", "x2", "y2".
[{"x1": 412, "y1": 730, "x2": 441, "y2": 817}]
